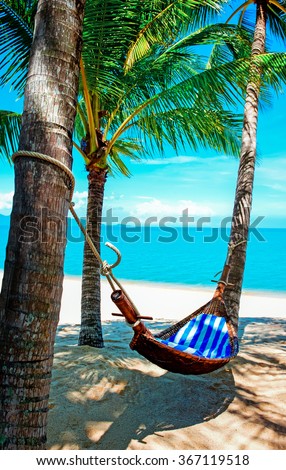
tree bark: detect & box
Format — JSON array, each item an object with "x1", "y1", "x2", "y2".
[
  {"x1": 78, "y1": 166, "x2": 108, "y2": 348},
  {"x1": 224, "y1": 0, "x2": 267, "y2": 331},
  {"x1": 0, "y1": 0, "x2": 86, "y2": 450}
]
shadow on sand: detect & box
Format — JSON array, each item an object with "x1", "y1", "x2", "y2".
[
  {"x1": 48, "y1": 320, "x2": 237, "y2": 449},
  {"x1": 47, "y1": 317, "x2": 286, "y2": 449}
]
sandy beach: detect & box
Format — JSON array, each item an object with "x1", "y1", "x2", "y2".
[
  {"x1": 1, "y1": 271, "x2": 286, "y2": 450},
  {"x1": 60, "y1": 275, "x2": 286, "y2": 324},
  {"x1": 53, "y1": 276, "x2": 286, "y2": 450}
]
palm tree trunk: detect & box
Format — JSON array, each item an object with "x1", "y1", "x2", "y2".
[
  {"x1": 224, "y1": 0, "x2": 267, "y2": 330},
  {"x1": 78, "y1": 166, "x2": 108, "y2": 347},
  {"x1": 0, "y1": 0, "x2": 86, "y2": 450}
]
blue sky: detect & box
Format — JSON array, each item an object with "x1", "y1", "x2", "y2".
[
  {"x1": 1, "y1": 85, "x2": 285, "y2": 227},
  {"x1": 0, "y1": 2, "x2": 286, "y2": 228}
]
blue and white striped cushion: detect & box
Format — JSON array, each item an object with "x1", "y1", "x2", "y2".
[{"x1": 157, "y1": 313, "x2": 231, "y2": 359}]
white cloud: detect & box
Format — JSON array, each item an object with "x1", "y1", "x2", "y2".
[
  {"x1": 104, "y1": 191, "x2": 115, "y2": 201},
  {"x1": 134, "y1": 197, "x2": 214, "y2": 220},
  {"x1": 135, "y1": 196, "x2": 156, "y2": 200},
  {"x1": 135, "y1": 156, "x2": 199, "y2": 165},
  {"x1": 256, "y1": 158, "x2": 286, "y2": 181},
  {"x1": 262, "y1": 183, "x2": 286, "y2": 193},
  {"x1": 73, "y1": 190, "x2": 88, "y2": 211},
  {"x1": 0, "y1": 191, "x2": 13, "y2": 210}
]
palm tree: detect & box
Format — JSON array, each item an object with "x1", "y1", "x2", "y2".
[
  {"x1": 0, "y1": 0, "x2": 250, "y2": 348},
  {"x1": 0, "y1": 0, "x2": 86, "y2": 450},
  {"x1": 1, "y1": 1, "x2": 285, "y2": 348},
  {"x1": 219, "y1": 0, "x2": 286, "y2": 329},
  {"x1": 76, "y1": 1, "x2": 253, "y2": 348}
]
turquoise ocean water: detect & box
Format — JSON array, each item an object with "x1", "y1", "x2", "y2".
[{"x1": 1, "y1": 215, "x2": 285, "y2": 293}]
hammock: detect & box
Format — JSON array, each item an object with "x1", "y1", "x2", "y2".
[
  {"x1": 110, "y1": 261, "x2": 239, "y2": 375},
  {"x1": 12, "y1": 151, "x2": 241, "y2": 376}
]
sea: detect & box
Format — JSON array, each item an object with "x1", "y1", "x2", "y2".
[{"x1": 0, "y1": 215, "x2": 285, "y2": 293}]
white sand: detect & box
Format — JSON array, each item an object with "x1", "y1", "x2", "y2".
[
  {"x1": 60, "y1": 275, "x2": 286, "y2": 324},
  {"x1": 1, "y1": 271, "x2": 286, "y2": 450},
  {"x1": 48, "y1": 277, "x2": 286, "y2": 450},
  {"x1": 1, "y1": 270, "x2": 285, "y2": 323},
  {"x1": 47, "y1": 316, "x2": 286, "y2": 450}
]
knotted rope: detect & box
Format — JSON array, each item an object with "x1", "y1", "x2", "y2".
[
  {"x1": 12, "y1": 150, "x2": 103, "y2": 267},
  {"x1": 12, "y1": 150, "x2": 142, "y2": 319}
]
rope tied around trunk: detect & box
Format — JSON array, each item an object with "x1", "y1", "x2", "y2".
[
  {"x1": 11, "y1": 150, "x2": 142, "y2": 319},
  {"x1": 12, "y1": 150, "x2": 76, "y2": 197},
  {"x1": 226, "y1": 239, "x2": 247, "y2": 264},
  {"x1": 12, "y1": 151, "x2": 102, "y2": 266}
]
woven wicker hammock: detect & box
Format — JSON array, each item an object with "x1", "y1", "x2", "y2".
[{"x1": 111, "y1": 264, "x2": 239, "y2": 375}]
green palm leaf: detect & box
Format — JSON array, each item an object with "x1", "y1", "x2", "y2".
[
  {"x1": 3, "y1": 0, "x2": 286, "y2": 181},
  {"x1": 0, "y1": 1, "x2": 34, "y2": 93},
  {"x1": 124, "y1": 0, "x2": 229, "y2": 71},
  {"x1": 267, "y1": 2, "x2": 286, "y2": 43},
  {"x1": 108, "y1": 138, "x2": 144, "y2": 176},
  {"x1": 124, "y1": 106, "x2": 242, "y2": 157},
  {"x1": 0, "y1": 109, "x2": 21, "y2": 162}
]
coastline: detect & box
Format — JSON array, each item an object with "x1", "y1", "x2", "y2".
[
  {"x1": 61, "y1": 275, "x2": 286, "y2": 324},
  {"x1": 1, "y1": 270, "x2": 285, "y2": 324}
]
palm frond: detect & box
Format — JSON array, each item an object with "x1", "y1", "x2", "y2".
[
  {"x1": 267, "y1": 1, "x2": 286, "y2": 44},
  {"x1": 121, "y1": 105, "x2": 242, "y2": 158},
  {"x1": 0, "y1": 109, "x2": 21, "y2": 162},
  {"x1": 111, "y1": 138, "x2": 145, "y2": 159},
  {"x1": 0, "y1": 0, "x2": 34, "y2": 93},
  {"x1": 104, "y1": 28, "x2": 252, "y2": 137},
  {"x1": 107, "y1": 136, "x2": 146, "y2": 176},
  {"x1": 255, "y1": 52, "x2": 286, "y2": 92},
  {"x1": 2, "y1": 0, "x2": 281, "y2": 183},
  {"x1": 108, "y1": 148, "x2": 132, "y2": 177},
  {"x1": 81, "y1": 0, "x2": 141, "y2": 94},
  {"x1": 164, "y1": 23, "x2": 252, "y2": 55},
  {"x1": 106, "y1": 47, "x2": 286, "y2": 165},
  {"x1": 225, "y1": 0, "x2": 254, "y2": 25},
  {"x1": 124, "y1": 0, "x2": 228, "y2": 72},
  {"x1": 205, "y1": 24, "x2": 253, "y2": 70},
  {"x1": 107, "y1": 54, "x2": 256, "y2": 151}
]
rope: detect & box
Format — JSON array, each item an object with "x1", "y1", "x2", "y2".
[
  {"x1": 12, "y1": 151, "x2": 103, "y2": 263},
  {"x1": 69, "y1": 203, "x2": 103, "y2": 266},
  {"x1": 212, "y1": 239, "x2": 247, "y2": 287},
  {"x1": 12, "y1": 150, "x2": 142, "y2": 319},
  {"x1": 229, "y1": 239, "x2": 247, "y2": 252},
  {"x1": 12, "y1": 151, "x2": 76, "y2": 198},
  {"x1": 226, "y1": 239, "x2": 247, "y2": 264}
]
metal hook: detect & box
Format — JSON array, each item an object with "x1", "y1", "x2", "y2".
[{"x1": 105, "y1": 242, "x2": 122, "y2": 270}]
